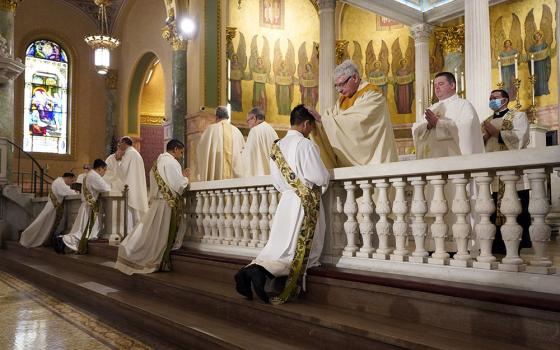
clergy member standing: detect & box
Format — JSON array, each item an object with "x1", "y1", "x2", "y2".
[
  {"x1": 311, "y1": 59, "x2": 398, "y2": 168},
  {"x1": 413, "y1": 72, "x2": 484, "y2": 159},
  {"x1": 235, "y1": 105, "x2": 329, "y2": 304},
  {"x1": 20, "y1": 173, "x2": 77, "y2": 248},
  {"x1": 104, "y1": 136, "x2": 149, "y2": 232},
  {"x1": 196, "y1": 106, "x2": 245, "y2": 181},
  {"x1": 239, "y1": 107, "x2": 279, "y2": 177},
  {"x1": 54, "y1": 159, "x2": 111, "y2": 254},
  {"x1": 115, "y1": 139, "x2": 190, "y2": 275},
  {"x1": 482, "y1": 89, "x2": 531, "y2": 254}
]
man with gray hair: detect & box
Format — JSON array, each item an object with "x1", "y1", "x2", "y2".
[
  {"x1": 311, "y1": 59, "x2": 398, "y2": 168},
  {"x1": 196, "y1": 106, "x2": 245, "y2": 180},
  {"x1": 239, "y1": 107, "x2": 279, "y2": 177}
]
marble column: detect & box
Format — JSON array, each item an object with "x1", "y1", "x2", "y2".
[
  {"x1": 410, "y1": 23, "x2": 434, "y2": 123},
  {"x1": 105, "y1": 70, "x2": 118, "y2": 155},
  {"x1": 318, "y1": 0, "x2": 336, "y2": 114},
  {"x1": 464, "y1": 0, "x2": 491, "y2": 122},
  {"x1": 0, "y1": 0, "x2": 24, "y2": 179}
]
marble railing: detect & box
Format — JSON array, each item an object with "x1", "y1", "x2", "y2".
[{"x1": 184, "y1": 146, "x2": 560, "y2": 294}]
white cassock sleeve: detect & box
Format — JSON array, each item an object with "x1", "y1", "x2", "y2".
[
  {"x1": 300, "y1": 142, "x2": 330, "y2": 191},
  {"x1": 161, "y1": 156, "x2": 189, "y2": 195},
  {"x1": 91, "y1": 173, "x2": 112, "y2": 193},
  {"x1": 500, "y1": 112, "x2": 529, "y2": 150},
  {"x1": 456, "y1": 103, "x2": 484, "y2": 155},
  {"x1": 53, "y1": 178, "x2": 77, "y2": 198}
]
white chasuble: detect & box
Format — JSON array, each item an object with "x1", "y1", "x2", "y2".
[
  {"x1": 196, "y1": 120, "x2": 245, "y2": 181},
  {"x1": 252, "y1": 130, "x2": 329, "y2": 276},
  {"x1": 483, "y1": 110, "x2": 529, "y2": 152},
  {"x1": 313, "y1": 82, "x2": 398, "y2": 167},
  {"x1": 414, "y1": 94, "x2": 484, "y2": 159},
  {"x1": 239, "y1": 121, "x2": 279, "y2": 177},
  {"x1": 20, "y1": 177, "x2": 76, "y2": 248},
  {"x1": 62, "y1": 170, "x2": 111, "y2": 251},
  {"x1": 115, "y1": 152, "x2": 189, "y2": 275}
]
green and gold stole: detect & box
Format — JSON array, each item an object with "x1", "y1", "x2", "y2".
[
  {"x1": 48, "y1": 189, "x2": 65, "y2": 241},
  {"x1": 152, "y1": 162, "x2": 183, "y2": 271},
  {"x1": 77, "y1": 176, "x2": 100, "y2": 254},
  {"x1": 269, "y1": 140, "x2": 322, "y2": 305}
]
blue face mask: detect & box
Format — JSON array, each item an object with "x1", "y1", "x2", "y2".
[{"x1": 489, "y1": 98, "x2": 504, "y2": 111}]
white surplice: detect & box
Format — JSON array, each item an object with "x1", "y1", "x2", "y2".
[
  {"x1": 239, "y1": 121, "x2": 279, "y2": 177},
  {"x1": 62, "y1": 170, "x2": 111, "y2": 251},
  {"x1": 115, "y1": 152, "x2": 189, "y2": 275},
  {"x1": 105, "y1": 147, "x2": 149, "y2": 232},
  {"x1": 252, "y1": 130, "x2": 330, "y2": 276},
  {"x1": 20, "y1": 177, "x2": 76, "y2": 248},
  {"x1": 196, "y1": 119, "x2": 245, "y2": 181},
  {"x1": 413, "y1": 94, "x2": 485, "y2": 159}
]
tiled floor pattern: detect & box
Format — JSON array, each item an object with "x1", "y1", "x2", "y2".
[{"x1": 0, "y1": 271, "x2": 151, "y2": 350}]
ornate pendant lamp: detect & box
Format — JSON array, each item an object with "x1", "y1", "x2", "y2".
[{"x1": 84, "y1": 0, "x2": 120, "y2": 75}]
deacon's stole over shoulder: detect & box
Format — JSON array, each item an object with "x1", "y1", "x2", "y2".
[
  {"x1": 77, "y1": 175, "x2": 101, "y2": 254},
  {"x1": 269, "y1": 140, "x2": 322, "y2": 305}
]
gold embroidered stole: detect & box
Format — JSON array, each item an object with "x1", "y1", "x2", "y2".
[
  {"x1": 48, "y1": 189, "x2": 65, "y2": 240},
  {"x1": 339, "y1": 83, "x2": 380, "y2": 111},
  {"x1": 77, "y1": 175, "x2": 100, "y2": 254},
  {"x1": 269, "y1": 140, "x2": 322, "y2": 305},
  {"x1": 152, "y1": 161, "x2": 183, "y2": 271},
  {"x1": 222, "y1": 121, "x2": 234, "y2": 179}
]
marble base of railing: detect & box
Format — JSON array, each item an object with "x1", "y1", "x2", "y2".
[
  {"x1": 336, "y1": 256, "x2": 560, "y2": 294},
  {"x1": 449, "y1": 259, "x2": 473, "y2": 268},
  {"x1": 472, "y1": 261, "x2": 499, "y2": 270},
  {"x1": 372, "y1": 253, "x2": 390, "y2": 260},
  {"x1": 183, "y1": 241, "x2": 260, "y2": 258},
  {"x1": 408, "y1": 256, "x2": 429, "y2": 263},
  {"x1": 390, "y1": 254, "x2": 408, "y2": 262},
  {"x1": 428, "y1": 257, "x2": 450, "y2": 265},
  {"x1": 526, "y1": 266, "x2": 557, "y2": 274},
  {"x1": 498, "y1": 263, "x2": 527, "y2": 272}
]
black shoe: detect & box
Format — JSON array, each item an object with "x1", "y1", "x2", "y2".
[
  {"x1": 245, "y1": 265, "x2": 270, "y2": 304},
  {"x1": 53, "y1": 236, "x2": 65, "y2": 255},
  {"x1": 234, "y1": 267, "x2": 253, "y2": 300}
]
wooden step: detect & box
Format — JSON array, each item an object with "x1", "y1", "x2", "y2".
[{"x1": 1, "y1": 241, "x2": 543, "y2": 350}]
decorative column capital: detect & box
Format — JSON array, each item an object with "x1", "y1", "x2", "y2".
[
  {"x1": 435, "y1": 24, "x2": 465, "y2": 54},
  {"x1": 317, "y1": 0, "x2": 336, "y2": 11},
  {"x1": 162, "y1": 15, "x2": 187, "y2": 51},
  {"x1": 335, "y1": 40, "x2": 348, "y2": 65},
  {"x1": 225, "y1": 27, "x2": 237, "y2": 45},
  {"x1": 410, "y1": 23, "x2": 434, "y2": 44},
  {"x1": 0, "y1": 0, "x2": 22, "y2": 13}
]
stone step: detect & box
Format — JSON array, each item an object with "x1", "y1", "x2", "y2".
[{"x1": 1, "y1": 241, "x2": 540, "y2": 350}]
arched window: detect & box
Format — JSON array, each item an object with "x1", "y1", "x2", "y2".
[{"x1": 23, "y1": 39, "x2": 69, "y2": 154}]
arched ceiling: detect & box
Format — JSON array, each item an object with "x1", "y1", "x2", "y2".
[{"x1": 59, "y1": 0, "x2": 125, "y2": 32}]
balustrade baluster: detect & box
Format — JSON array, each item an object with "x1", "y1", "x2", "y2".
[
  {"x1": 373, "y1": 180, "x2": 392, "y2": 259},
  {"x1": 408, "y1": 176, "x2": 428, "y2": 263},
  {"x1": 525, "y1": 169, "x2": 556, "y2": 274},
  {"x1": 232, "y1": 190, "x2": 242, "y2": 246},
  {"x1": 332, "y1": 184, "x2": 346, "y2": 253},
  {"x1": 209, "y1": 191, "x2": 218, "y2": 244},
  {"x1": 223, "y1": 190, "x2": 234, "y2": 245},
  {"x1": 450, "y1": 174, "x2": 473, "y2": 267},
  {"x1": 195, "y1": 192, "x2": 203, "y2": 241},
  {"x1": 357, "y1": 181, "x2": 374, "y2": 258},
  {"x1": 248, "y1": 188, "x2": 260, "y2": 247},
  {"x1": 201, "y1": 191, "x2": 211, "y2": 243},
  {"x1": 342, "y1": 181, "x2": 359, "y2": 257},
  {"x1": 497, "y1": 172, "x2": 525, "y2": 271},
  {"x1": 258, "y1": 187, "x2": 269, "y2": 248},
  {"x1": 390, "y1": 178, "x2": 409, "y2": 261},
  {"x1": 216, "y1": 191, "x2": 225, "y2": 244},
  {"x1": 240, "y1": 190, "x2": 251, "y2": 246},
  {"x1": 473, "y1": 174, "x2": 498, "y2": 269},
  {"x1": 427, "y1": 176, "x2": 449, "y2": 264}
]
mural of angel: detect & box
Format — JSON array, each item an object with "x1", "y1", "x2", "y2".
[
  {"x1": 365, "y1": 40, "x2": 390, "y2": 96},
  {"x1": 391, "y1": 37, "x2": 415, "y2": 114},
  {"x1": 227, "y1": 31, "x2": 247, "y2": 112},
  {"x1": 273, "y1": 39, "x2": 296, "y2": 115},
  {"x1": 249, "y1": 35, "x2": 271, "y2": 114},
  {"x1": 340, "y1": 41, "x2": 364, "y2": 78},
  {"x1": 525, "y1": 5, "x2": 554, "y2": 96},
  {"x1": 297, "y1": 42, "x2": 319, "y2": 109},
  {"x1": 492, "y1": 14, "x2": 523, "y2": 99}
]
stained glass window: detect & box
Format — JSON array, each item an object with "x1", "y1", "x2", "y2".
[{"x1": 23, "y1": 39, "x2": 69, "y2": 154}]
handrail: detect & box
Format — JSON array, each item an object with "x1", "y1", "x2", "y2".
[{"x1": 0, "y1": 137, "x2": 54, "y2": 196}]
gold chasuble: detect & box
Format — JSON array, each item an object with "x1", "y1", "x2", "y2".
[
  {"x1": 269, "y1": 141, "x2": 321, "y2": 305},
  {"x1": 222, "y1": 121, "x2": 234, "y2": 179},
  {"x1": 312, "y1": 82, "x2": 398, "y2": 168}
]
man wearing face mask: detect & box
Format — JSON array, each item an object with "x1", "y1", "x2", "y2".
[
  {"x1": 482, "y1": 89, "x2": 531, "y2": 255},
  {"x1": 413, "y1": 72, "x2": 484, "y2": 159}
]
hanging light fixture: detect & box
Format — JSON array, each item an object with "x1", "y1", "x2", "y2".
[{"x1": 84, "y1": 0, "x2": 120, "y2": 75}]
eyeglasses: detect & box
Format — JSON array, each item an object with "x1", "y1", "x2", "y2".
[{"x1": 334, "y1": 75, "x2": 352, "y2": 89}]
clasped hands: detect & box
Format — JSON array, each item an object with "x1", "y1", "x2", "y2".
[{"x1": 424, "y1": 109, "x2": 439, "y2": 130}]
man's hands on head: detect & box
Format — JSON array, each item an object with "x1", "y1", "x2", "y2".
[
  {"x1": 305, "y1": 106, "x2": 322, "y2": 123},
  {"x1": 424, "y1": 109, "x2": 439, "y2": 129},
  {"x1": 115, "y1": 148, "x2": 125, "y2": 161}
]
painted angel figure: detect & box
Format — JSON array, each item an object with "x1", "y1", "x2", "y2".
[
  {"x1": 339, "y1": 40, "x2": 364, "y2": 78},
  {"x1": 392, "y1": 37, "x2": 415, "y2": 114},
  {"x1": 249, "y1": 35, "x2": 271, "y2": 114},
  {"x1": 297, "y1": 42, "x2": 319, "y2": 109},
  {"x1": 525, "y1": 5, "x2": 554, "y2": 97},
  {"x1": 365, "y1": 40, "x2": 390, "y2": 96},
  {"x1": 492, "y1": 14, "x2": 523, "y2": 99},
  {"x1": 227, "y1": 31, "x2": 247, "y2": 112},
  {"x1": 273, "y1": 39, "x2": 296, "y2": 115}
]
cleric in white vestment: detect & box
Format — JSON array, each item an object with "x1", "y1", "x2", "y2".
[{"x1": 239, "y1": 107, "x2": 279, "y2": 177}]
